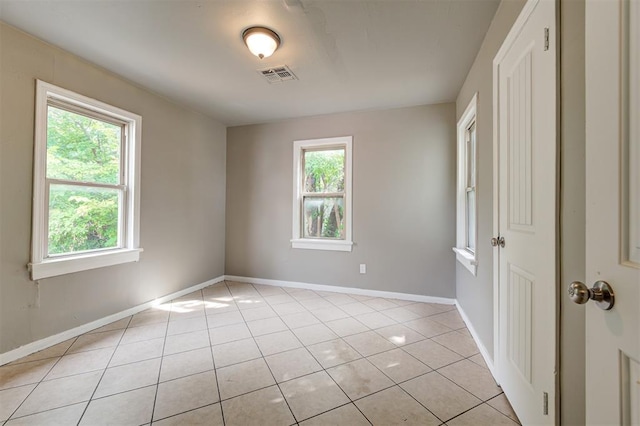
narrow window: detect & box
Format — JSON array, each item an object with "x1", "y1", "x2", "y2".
[
  {"x1": 30, "y1": 81, "x2": 142, "y2": 279},
  {"x1": 465, "y1": 121, "x2": 477, "y2": 252},
  {"x1": 454, "y1": 94, "x2": 478, "y2": 275},
  {"x1": 292, "y1": 136, "x2": 353, "y2": 252}
]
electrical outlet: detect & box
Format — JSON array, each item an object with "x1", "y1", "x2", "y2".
[{"x1": 359, "y1": 264, "x2": 366, "y2": 274}]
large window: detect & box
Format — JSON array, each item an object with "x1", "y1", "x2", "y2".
[
  {"x1": 30, "y1": 80, "x2": 142, "y2": 280},
  {"x1": 292, "y1": 136, "x2": 353, "y2": 252},
  {"x1": 454, "y1": 94, "x2": 478, "y2": 275}
]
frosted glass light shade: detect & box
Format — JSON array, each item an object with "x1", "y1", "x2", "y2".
[{"x1": 243, "y1": 27, "x2": 280, "y2": 59}]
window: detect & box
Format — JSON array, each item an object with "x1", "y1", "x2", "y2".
[
  {"x1": 454, "y1": 94, "x2": 478, "y2": 275},
  {"x1": 465, "y1": 121, "x2": 477, "y2": 252},
  {"x1": 292, "y1": 136, "x2": 353, "y2": 251},
  {"x1": 29, "y1": 80, "x2": 142, "y2": 280}
]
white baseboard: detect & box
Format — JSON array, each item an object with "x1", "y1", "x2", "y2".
[
  {"x1": 0, "y1": 275, "x2": 225, "y2": 366},
  {"x1": 2, "y1": 274, "x2": 481, "y2": 369},
  {"x1": 455, "y1": 301, "x2": 496, "y2": 378},
  {"x1": 224, "y1": 275, "x2": 456, "y2": 305}
]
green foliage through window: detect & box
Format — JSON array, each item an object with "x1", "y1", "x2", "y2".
[
  {"x1": 46, "y1": 106, "x2": 122, "y2": 255},
  {"x1": 48, "y1": 185, "x2": 119, "y2": 255},
  {"x1": 303, "y1": 148, "x2": 345, "y2": 239}
]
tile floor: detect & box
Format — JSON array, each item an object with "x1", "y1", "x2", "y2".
[{"x1": 0, "y1": 281, "x2": 520, "y2": 425}]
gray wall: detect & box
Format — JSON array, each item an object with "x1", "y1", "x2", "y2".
[
  {"x1": 226, "y1": 104, "x2": 457, "y2": 298},
  {"x1": 455, "y1": 0, "x2": 526, "y2": 358},
  {"x1": 559, "y1": 0, "x2": 586, "y2": 424},
  {"x1": 0, "y1": 23, "x2": 227, "y2": 354}
]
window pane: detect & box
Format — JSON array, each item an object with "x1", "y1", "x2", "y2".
[
  {"x1": 304, "y1": 148, "x2": 345, "y2": 193},
  {"x1": 466, "y1": 189, "x2": 476, "y2": 251},
  {"x1": 303, "y1": 197, "x2": 344, "y2": 239},
  {"x1": 469, "y1": 125, "x2": 476, "y2": 187},
  {"x1": 47, "y1": 105, "x2": 121, "y2": 184},
  {"x1": 466, "y1": 122, "x2": 476, "y2": 187},
  {"x1": 48, "y1": 184, "x2": 120, "y2": 255}
]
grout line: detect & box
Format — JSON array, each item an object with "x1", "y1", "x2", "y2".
[
  {"x1": 3, "y1": 335, "x2": 80, "y2": 423},
  {"x1": 222, "y1": 283, "x2": 495, "y2": 424},
  {"x1": 269, "y1": 290, "x2": 487, "y2": 424},
  {"x1": 148, "y1": 299, "x2": 172, "y2": 425},
  {"x1": 319, "y1": 334, "x2": 437, "y2": 424},
  {"x1": 3, "y1": 400, "x2": 89, "y2": 424},
  {"x1": 221, "y1": 281, "x2": 488, "y2": 422},
  {"x1": 239, "y1": 282, "x2": 298, "y2": 424},
  {"x1": 245, "y1": 283, "x2": 374, "y2": 424},
  {"x1": 82, "y1": 382, "x2": 157, "y2": 402},
  {"x1": 484, "y1": 394, "x2": 521, "y2": 424},
  {"x1": 229, "y1": 283, "x2": 361, "y2": 415},
  {"x1": 437, "y1": 400, "x2": 488, "y2": 424},
  {"x1": 297, "y1": 400, "x2": 374, "y2": 425},
  {"x1": 76, "y1": 315, "x2": 132, "y2": 425},
  {"x1": 426, "y1": 369, "x2": 493, "y2": 422},
  {"x1": 37, "y1": 343, "x2": 127, "y2": 369},
  {"x1": 149, "y1": 402, "x2": 219, "y2": 424},
  {"x1": 144, "y1": 301, "x2": 225, "y2": 423},
  {"x1": 390, "y1": 371, "x2": 448, "y2": 423},
  {"x1": 203, "y1": 284, "x2": 227, "y2": 426},
  {"x1": 6, "y1": 363, "x2": 130, "y2": 388}
]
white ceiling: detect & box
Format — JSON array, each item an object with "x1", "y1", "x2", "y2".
[{"x1": 0, "y1": 0, "x2": 499, "y2": 126}]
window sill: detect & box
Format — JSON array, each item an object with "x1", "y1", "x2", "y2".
[
  {"x1": 29, "y1": 248, "x2": 143, "y2": 280},
  {"x1": 452, "y1": 247, "x2": 477, "y2": 276},
  {"x1": 291, "y1": 239, "x2": 353, "y2": 252}
]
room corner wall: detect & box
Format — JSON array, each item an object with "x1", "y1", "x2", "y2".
[
  {"x1": 454, "y1": 0, "x2": 527, "y2": 360},
  {"x1": 225, "y1": 104, "x2": 457, "y2": 298},
  {"x1": 0, "y1": 23, "x2": 227, "y2": 355}
]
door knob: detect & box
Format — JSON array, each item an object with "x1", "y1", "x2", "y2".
[
  {"x1": 491, "y1": 236, "x2": 505, "y2": 248},
  {"x1": 567, "y1": 280, "x2": 615, "y2": 310}
]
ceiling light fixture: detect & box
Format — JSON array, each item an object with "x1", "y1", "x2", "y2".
[{"x1": 242, "y1": 27, "x2": 281, "y2": 59}]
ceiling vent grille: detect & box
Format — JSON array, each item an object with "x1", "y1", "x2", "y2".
[{"x1": 257, "y1": 65, "x2": 297, "y2": 84}]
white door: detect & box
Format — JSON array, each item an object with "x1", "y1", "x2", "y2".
[
  {"x1": 493, "y1": 0, "x2": 556, "y2": 424},
  {"x1": 584, "y1": 0, "x2": 640, "y2": 423}
]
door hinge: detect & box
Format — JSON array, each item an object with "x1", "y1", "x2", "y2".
[
  {"x1": 543, "y1": 392, "x2": 549, "y2": 415},
  {"x1": 544, "y1": 28, "x2": 550, "y2": 51}
]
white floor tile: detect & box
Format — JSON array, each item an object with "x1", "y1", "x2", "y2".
[{"x1": 3, "y1": 281, "x2": 506, "y2": 426}]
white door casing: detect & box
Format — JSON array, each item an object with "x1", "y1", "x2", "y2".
[
  {"x1": 493, "y1": 0, "x2": 557, "y2": 424},
  {"x1": 585, "y1": 0, "x2": 640, "y2": 423}
]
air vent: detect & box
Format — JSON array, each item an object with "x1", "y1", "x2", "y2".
[{"x1": 257, "y1": 65, "x2": 297, "y2": 84}]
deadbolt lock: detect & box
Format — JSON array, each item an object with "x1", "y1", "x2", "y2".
[{"x1": 567, "y1": 280, "x2": 615, "y2": 310}]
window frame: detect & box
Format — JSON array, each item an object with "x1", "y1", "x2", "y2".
[
  {"x1": 453, "y1": 94, "x2": 479, "y2": 275},
  {"x1": 291, "y1": 136, "x2": 353, "y2": 252},
  {"x1": 29, "y1": 80, "x2": 142, "y2": 280}
]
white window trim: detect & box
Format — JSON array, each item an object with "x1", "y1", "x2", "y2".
[
  {"x1": 29, "y1": 80, "x2": 142, "y2": 280},
  {"x1": 454, "y1": 94, "x2": 478, "y2": 275},
  {"x1": 291, "y1": 136, "x2": 353, "y2": 252}
]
